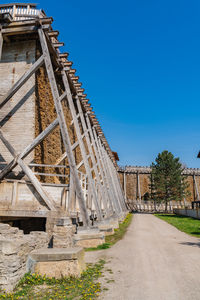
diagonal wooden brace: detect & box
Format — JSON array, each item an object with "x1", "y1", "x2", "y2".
[
  {"x1": 0, "y1": 131, "x2": 57, "y2": 211},
  {"x1": 0, "y1": 55, "x2": 44, "y2": 109},
  {"x1": 0, "y1": 118, "x2": 59, "y2": 180},
  {"x1": 38, "y1": 28, "x2": 89, "y2": 226}
]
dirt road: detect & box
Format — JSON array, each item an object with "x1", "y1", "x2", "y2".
[{"x1": 85, "y1": 213, "x2": 200, "y2": 300}]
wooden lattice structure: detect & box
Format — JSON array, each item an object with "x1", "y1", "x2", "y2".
[
  {"x1": 0, "y1": 3, "x2": 127, "y2": 228},
  {"x1": 119, "y1": 165, "x2": 200, "y2": 210}
]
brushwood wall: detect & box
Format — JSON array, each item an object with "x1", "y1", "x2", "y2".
[{"x1": 118, "y1": 167, "x2": 200, "y2": 204}]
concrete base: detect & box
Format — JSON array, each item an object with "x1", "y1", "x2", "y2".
[
  {"x1": 74, "y1": 227, "x2": 105, "y2": 248},
  {"x1": 98, "y1": 223, "x2": 115, "y2": 236},
  {"x1": 27, "y1": 247, "x2": 86, "y2": 278},
  {"x1": 96, "y1": 216, "x2": 121, "y2": 236}
]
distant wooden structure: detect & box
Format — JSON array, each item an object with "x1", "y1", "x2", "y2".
[
  {"x1": 0, "y1": 3, "x2": 127, "y2": 231},
  {"x1": 118, "y1": 166, "x2": 200, "y2": 211}
]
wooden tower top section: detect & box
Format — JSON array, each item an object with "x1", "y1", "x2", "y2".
[{"x1": 0, "y1": 3, "x2": 45, "y2": 21}]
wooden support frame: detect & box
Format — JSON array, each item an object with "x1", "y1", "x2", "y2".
[
  {"x1": 0, "y1": 15, "x2": 125, "y2": 224},
  {"x1": 61, "y1": 71, "x2": 102, "y2": 220},
  {"x1": 101, "y1": 145, "x2": 124, "y2": 213},
  {"x1": 85, "y1": 113, "x2": 115, "y2": 215},
  {"x1": 76, "y1": 97, "x2": 112, "y2": 216},
  {"x1": 0, "y1": 54, "x2": 44, "y2": 109},
  {"x1": 38, "y1": 28, "x2": 89, "y2": 226},
  {"x1": 91, "y1": 124, "x2": 121, "y2": 215},
  {"x1": 0, "y1": 131, "x2": 57, "y2": 210}
]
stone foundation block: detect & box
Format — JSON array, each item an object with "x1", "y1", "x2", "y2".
[
  {"x1": 98, "y1": 223, "x2": 114, "y2": 236},
  {"x1": 74, "y1": 228, "x2": 105, "y2": 248},
  {"x1": 27, "y1": 247, "x2": 86, "y2": 278}
]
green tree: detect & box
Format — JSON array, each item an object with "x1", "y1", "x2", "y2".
[{"x1": 150, "y1": 150, "x2": 189, "y2": 210}]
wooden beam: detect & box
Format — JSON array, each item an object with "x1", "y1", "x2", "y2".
[
  {"x1": 48, "y1": 30, "x2": 59, "y2": 37},
  {"x1": 0, "y1": 88, "x2": 67, "y2": 181},
  {"x1": 2, "y1": 24, "x2": 50, "y2": 36},
  {"x1": 0, "y1": 55, "x2": 44, "y2": 109},
  {"x1": 74, "y1": 83, "x2": 82, "y2": 88},
  {"x1": 0, "y1": 28, "x2": 3, "y2": 61},
  {"x1": 92, "y1": 125, "x2": 121, "y2": 215},
  {"x1": 0, "y1": 131, "x2": 57, "y2": 210},
  {"x1": 38, "y1": 28, "x2": 89, "y2": 226},
  {"x1": 76, "y1": 97, "x2": 112, "y2": 216},
  {"x1": 61, "y1": 71, "x2": 102, "y2": 220},
  {"x1": 53, "y1": 42, "x2": 64, "y2": 48},
  {"x1": 64, "y1": 61, "x2": 73, "y2": 67},
  {"x1": 59, "y1": 52, "x2": 69, "y2": 58}
]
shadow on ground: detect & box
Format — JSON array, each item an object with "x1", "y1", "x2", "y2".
[{"x1": 180, "y1": 242, "x2": 200, "y2": 248}]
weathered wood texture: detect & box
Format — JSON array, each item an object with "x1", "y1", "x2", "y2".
[{"x1": 119, "y1": 167, "x2": 200, "y2": 204}]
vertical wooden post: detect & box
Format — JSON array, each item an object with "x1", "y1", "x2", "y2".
[
  {"x1": 68, "y1": 170, "x2": 76, "y2": 213},
  {"x1": 123, "y1": 171, "x2": 127, "y2": 199},
  {"x1": 0, "y1": 27, "x2": 3, "y2": 61},
  {"x1": 61, "y1": 71, "x2": 102, "y2": 221},
  {"x1": 194, "y1": 175, "x2": 200, "y2": 201},
  {"x1": 38, "y1": 28, "x2": 89, "y2": 226},
  {"x1": 137, "y1": 172, "x2": 141, "y2": 203},
  {"x1": 193, "y1": 174, "x2": 196, "y2": 202},
  {"x1": 13, "y1": 5, "x2": 17, "y2": 19}
]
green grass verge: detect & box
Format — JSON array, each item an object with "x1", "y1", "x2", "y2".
[
  {"x1": 155, "y1": 213, "x2": 200, "y2": 238},
  {"x1": 0, "y1": 260, "x2": 106, "y2": 300},
  {"x1": 86, "y1": 213, "x2": 133, "y2": 251}
]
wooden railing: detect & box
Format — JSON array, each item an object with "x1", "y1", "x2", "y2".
[
  {"x1": 0, "y1": 3, "x2": 44, "y2": 21},
  {"x1": 29, "y1": 163, "x2": 70, "y2": 187}
]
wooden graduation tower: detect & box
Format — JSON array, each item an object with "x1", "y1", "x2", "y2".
[{"x1": 0, "y1": 3, "x2": 127, "y2": 230}]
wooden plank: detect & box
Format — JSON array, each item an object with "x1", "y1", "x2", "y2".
[
  {"x1": 34, "y1": 172, "x2": 69, "y2": 178},
  {"x1": 61, "y1": 71, "x2": 103, "y2": 220},
  {"x1": 0, "y1": 29, "x2": 3, "y2": 61},
  {"x1": 48, "y1": 30, "x2": 59, "y2": 37},
  {"x1": 53, "y1": 42, "x2": 64, "y2": 47},
  {"x1": 0, "y1": 131, "x2": 57, "y2": 211},
  {"x1": 29, "y1": 163, "x2": 68, "y2": 168},
  {"x1": 38, "y1": 28, "x2": 89, "y2": 226},
  {"x1": 2, "y1": 24, "x2": 50, "y2": 36},
  {"x1": 0, "y1": 54, "x2": 44, "y2": 109}
]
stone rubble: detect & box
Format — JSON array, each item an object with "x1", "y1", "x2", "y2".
[{"x1": 0, "y1": 223, "x2": 49, "y2": 292}]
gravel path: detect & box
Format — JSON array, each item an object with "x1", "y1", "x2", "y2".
[{"x1": 85, "y1": 213, "x2": 200, "y2": 300}]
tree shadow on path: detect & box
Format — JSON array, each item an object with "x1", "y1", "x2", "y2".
[{"x1": 180, "y1": 241, "x2": 200, "y2": 248}]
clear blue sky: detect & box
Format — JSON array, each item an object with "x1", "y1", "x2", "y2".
[{"x1": 3, "y1": 0, "x2": 200, "y2": 167}]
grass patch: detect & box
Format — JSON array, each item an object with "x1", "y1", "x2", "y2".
[
  {"x1": 0, "y1": 259, "x2": 106, "y2": 300},
  {"x1": 155, "y1": 213, "x2": 200, "y2": 238},
  {"x1": 86, "y1": 213, "x2": 133, "y2": 251}
]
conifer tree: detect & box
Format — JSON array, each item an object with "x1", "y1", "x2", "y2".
[{"x1": 150, "y1": 150, "x2": 189, "y2": 210}]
